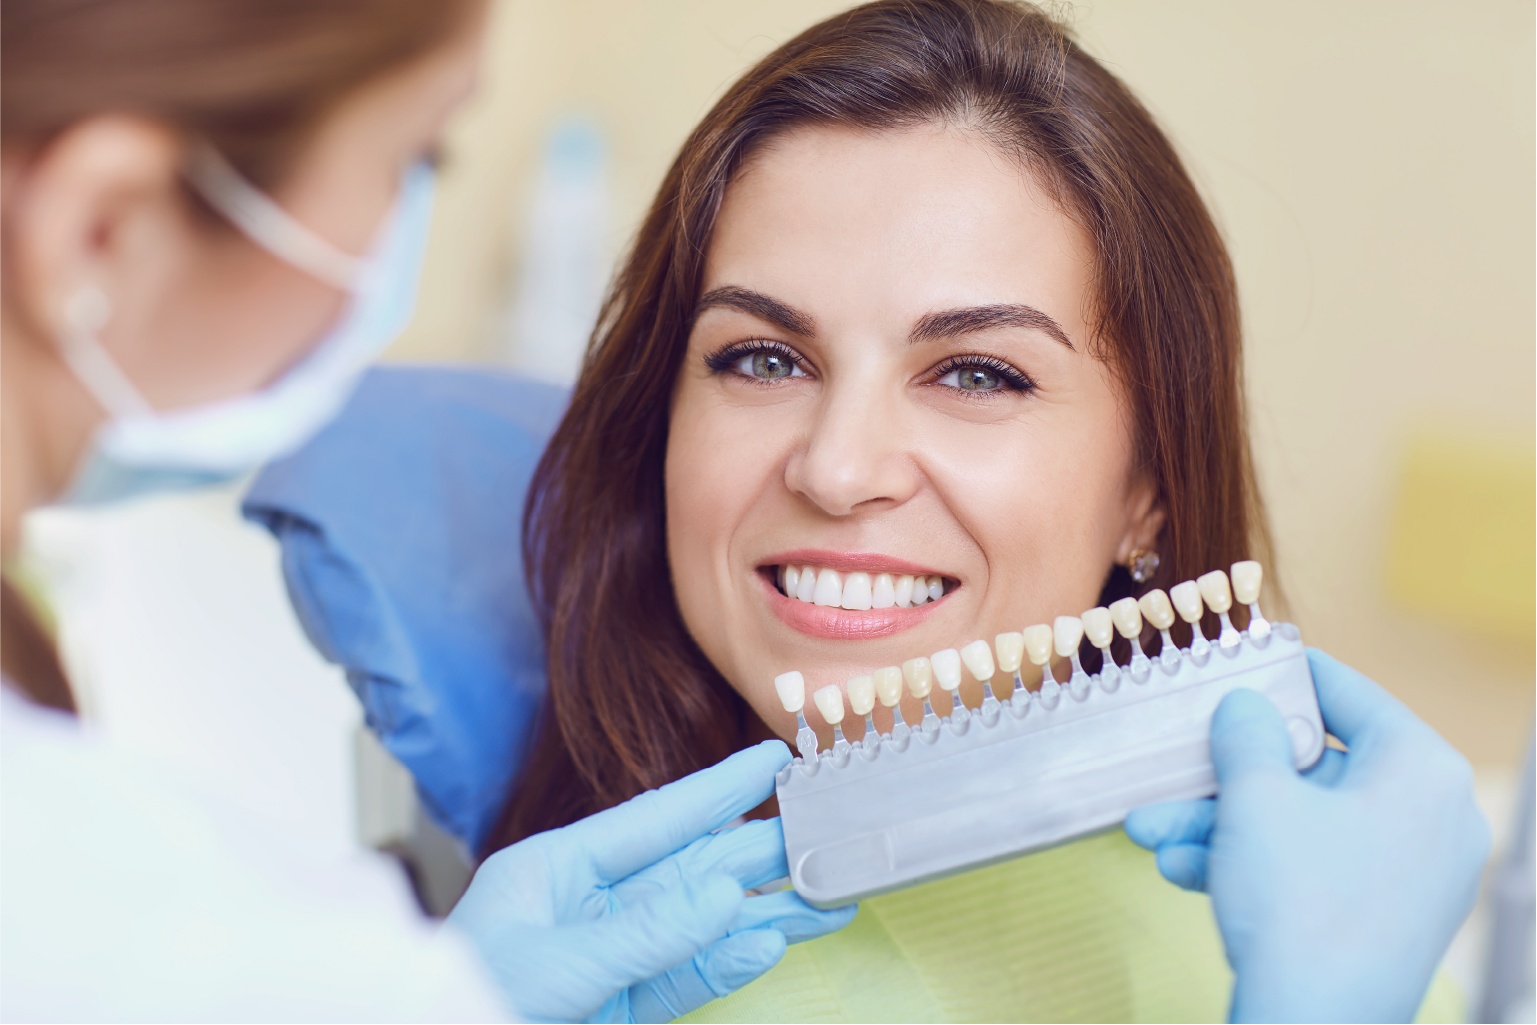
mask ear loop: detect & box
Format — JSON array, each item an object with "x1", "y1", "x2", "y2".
[
  {"x1": 182, "y1": 142, "x2": 363, "y2": 292},
  {"x1": 57, "y1": 286, "x2": 154, "y2": 418}
]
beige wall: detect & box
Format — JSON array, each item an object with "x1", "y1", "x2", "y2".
[{"x1": 393, "y1": 0, "x2": 1536, "y2": 767}]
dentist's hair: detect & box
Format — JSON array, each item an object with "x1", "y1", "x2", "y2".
[
  {"x1": 0, "y1": 0, "x2": 476, "y2": 714},
  {"x1": 495, "y1": 0, "x2": 1272, "y2": 849}
]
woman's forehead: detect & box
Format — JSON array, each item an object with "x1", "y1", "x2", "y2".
[{"x1": 706, "y1": 124, "x2": 1095, "y2": 341}]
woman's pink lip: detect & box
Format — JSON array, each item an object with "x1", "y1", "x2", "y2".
[
  {"x1": 759, "y1": 571, "x2": 948, "y2": 640},
  {"x1": 757, "y1": 549, "x2": 949, "y2": 579}
]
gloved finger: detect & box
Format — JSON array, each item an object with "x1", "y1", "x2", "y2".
[
  {"x1": 1306, "y1": 647, "x2": 1413, "y2": 749},
  {"x1": 629, "y1": 928, "x2": 788, "y2": 1023},
  {"x1": 732, "y1": 889, "x2": 858, "y2": 944},
  {"x1": 569, "y1": 740, "x2": 791, "y2": 885},
  {"x1": 1301, "y1": 746, "x2": 1348, "y2": 787},
  {"x1": 1155, "y1": 843, "x2": 1210, "y2": 892},
  {"x1": 557, "y1": 873, "x2": 745, "y2": 1003},
  {"x1": 1124, "y1": 798, "x2": 1215, "y2": 850},
  {"x1": 1210, "y1": 688, "x2": 1295, "y2": 785},
  {"x1": 649, "y1": 818, "x2": 791, "y2": 891}
]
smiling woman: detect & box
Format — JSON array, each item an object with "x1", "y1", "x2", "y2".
[
  {"x1": 484, "y1": 2, "x2": 1477, "y2": 1019},
  {"x1": 496, "y1": 0, "x2": 1265, "y2": 846}
]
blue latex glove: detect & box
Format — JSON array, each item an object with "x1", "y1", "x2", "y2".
[
  {"x1": 446, "y1": 740, "x2": 855, "y2": 1023},
  {"x1": 1124, "y1": 648, "x2": 1491, "y2": 1023}
]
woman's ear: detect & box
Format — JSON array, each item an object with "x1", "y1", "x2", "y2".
[
  {"x1": 1115, "y1": 471, "x2": 1166, "y2": 564},
  {"x1": 3, "y1": 115, "x2": 185, "y2": 352}
]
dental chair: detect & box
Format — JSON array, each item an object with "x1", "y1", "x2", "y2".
[{"x1": 243, "y1": 365, "x2": 565, "y2": 879}]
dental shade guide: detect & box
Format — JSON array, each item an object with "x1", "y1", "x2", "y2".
[
  {"x1": 772, "y1": 562, "x2": 1324, "y2": 910},
  {"x1": 1055, "y1": 616, "x2": 1092, "y2": 702}
]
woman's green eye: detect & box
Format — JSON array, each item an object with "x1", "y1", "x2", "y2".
[
  {"x1": 939, "y1": 366, "x2": 1002, "y2": 391},
  {"x1": 733, "y1": 351, "x2": 803, "y2": 380}
]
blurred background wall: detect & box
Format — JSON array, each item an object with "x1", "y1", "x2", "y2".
[{"x1": 398, "y1": 0, "x2": 1535, "y2": 770}]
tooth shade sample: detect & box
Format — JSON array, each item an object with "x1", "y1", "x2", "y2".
[
  {"x1": 812, "y1": 684, "x2": 846, "y2": 724},
  {"x1": 894, "y1": 575, "x2": 915, "y2": 607},
  {"x1": 1081, "y1": 607, "x2": 1114, "y2": 649},
  {"x1": 931, "y1": 648, "x2": 963, "y2": 691},
  {"x1": 1169, "y1": 580, "x2": 1204, "y2": 623},
  {"x1": 1137, "y1": 589, "x2": 1176, "y2": 630},
  {"x1": 902, "y1": 657, "x2": 934, "y2": 699},
  {"x1": 846, "y1": 675, "x2": 876, "y2": 716},
  {"x1": 1022, "y1": 624, "x2": 1054, "y2": 666},
  {"x1": 1230, "y1": 560, "x2": 1263, "y2": 605},
  {"x1": 783, "y1": 565, "x2": 799, "y2": 596},
  {"x1": 813, "y1": 568, "x2": 843, "y2": 607},
  {"x1": 1108, "y1": 597, "x2": 1143, "y2": 638},
  {"x1": 1197, "y1": 570, "x2": 1233, "y2": 614},
  {"x1": 871, "y1": 573, "x2": 896, "y2": 609},
  {"x1": 795, "y1": 565, "x2": 817, "y2": 602},
  {"x1": 994, "y1": 632, "x2": 1025, "y2": 673},
  {"x1": 960, "y1": 640, "x2": 996, "y2": 682},
  {"x1": 841, "y1": 571, "x2": 873, "y2": 610},
  {"x1": 1053, "y1": 616, "x2": 1084, "y2": 658},
  {"x1": 873, "y1": 666, "x2": 904, "y2": 706},
  {"x1": 774, "y1": 670, "x2": 806, "y2": 712},
  {"x1": 927, "y1": 576, "x2": 944, "y2": 601}
]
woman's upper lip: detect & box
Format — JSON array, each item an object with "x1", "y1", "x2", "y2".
[{"x1": 757, "y1": 548, "x2": 950, "y2": 578}]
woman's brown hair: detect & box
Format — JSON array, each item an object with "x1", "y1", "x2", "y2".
[
  {"x1": 494, "y1": 0, "x2": 1271, "y2": 850},
  {"x1": 0, "y1": 0, "x2": 476, "y2": 711}
]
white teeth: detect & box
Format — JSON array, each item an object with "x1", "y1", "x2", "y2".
[
  {"x1": 1230, "y1": 561, "x2": 1263, "y2": 605},
  {"x1": 1197, "y1": 570, "x2": 1232, "y2": 614},
  {"x1": 931, "y1": 648, "x2": 963, "y2": 691},
  {"x1": 840, "y1": 571, "x2": 873, "y2": 610},
  {"x1": 994, "y1": 632, "x2": 1025, "y2": 673},
  {"x1": 1169, "y1": 580, "x2": 1205, "y2": 624},
  {"x1": 1108, "y1": 596, "x2": 1142, "y2": 638},
  {"x1": 873, "y1": 666, "x2": 904, "y2": 706},
  {"x1": 774, "y1": 671, "x2": 806, "y2": 713},
  {"x1": 813, "y1": 568, "x2": 844, "y2": 607},
  {"x1": 1053, "y1": 615, "x2": 1084, "y2": 658},
  {"x1": 1137, "y1": 589, "x2": 1176, "y2": 630},
  {"x1": 812, "y1": 684, "x2": 846, "y2": 724},
  {"x1": 901, "y1": 657, "x2": 934, "y2": 699},
  {"x1": 960, "y1": 639, "x2": 995, "y2": 682},
  {"x1": 1021, "y1": 624, "x2": 1054, "y2": 666},
  {"x1": 795, "y1": 565, "x2": 817, "y2": 602},
  {"x1": 845, "y1": 674, "x2": 876, "y2": 716},
  {"x1": 780, "y1": 565, "x2": 946, "y2": 609},
  {"x1": 1080, "y1": 607, "x2": 1114, "y2": 649}
]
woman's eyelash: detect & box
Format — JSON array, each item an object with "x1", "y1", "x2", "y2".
[
  {"x1": 931, "y1": 354, "x2": 1036, "y2": 392},
  {"x1": 703, "y1": 339, "x2": 806, "y2": 374}
]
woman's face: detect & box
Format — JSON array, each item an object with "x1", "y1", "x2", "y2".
[{"x1": 665, "y1": 125, "x2": 1164, "y2": 744}]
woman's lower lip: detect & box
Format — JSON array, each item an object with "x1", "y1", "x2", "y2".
[{"x1": 760, "y1": 572, "x2": 947, "y2": 639}]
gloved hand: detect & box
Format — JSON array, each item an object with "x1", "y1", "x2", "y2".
[
  {"x1": 1125, "y1": 648, "x2": 1490, "y2": 1023},
  {"x1": 445, "y1": 740, "x2": 856, "y2": 1023}
]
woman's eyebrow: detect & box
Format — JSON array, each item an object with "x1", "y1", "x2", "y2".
[
  {"x1": 693, "y1": 286, "x2": 815, "y2": 336},
  {"x1": 909, "y1": 304, "x2": 1075, "y2": 350}
]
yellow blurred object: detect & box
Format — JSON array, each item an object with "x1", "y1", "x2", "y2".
[{"x1": 1385, "y1": 431, "x2": 1536, "y2": 642}]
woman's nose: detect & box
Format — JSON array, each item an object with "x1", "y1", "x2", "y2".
[{"x1": 784, "y1": 384, "x2": 921, "y2": 516}]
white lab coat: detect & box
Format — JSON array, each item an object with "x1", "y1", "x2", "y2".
[{"x1": 0, "y1": 687, "x2": 511, "y2": 1022}]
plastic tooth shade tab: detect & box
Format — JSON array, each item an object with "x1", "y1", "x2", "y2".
[{"x1": 776, "y1": 563, "x2": 1320, "y2": 909}]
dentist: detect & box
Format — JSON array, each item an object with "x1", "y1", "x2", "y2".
[{"x1": 0, "y1": 1, "x2": 849, "y2": 1020}]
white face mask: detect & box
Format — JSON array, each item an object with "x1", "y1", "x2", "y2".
[{"x1": 56, "y1": 144, "x2": 436, "y2": 505}]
